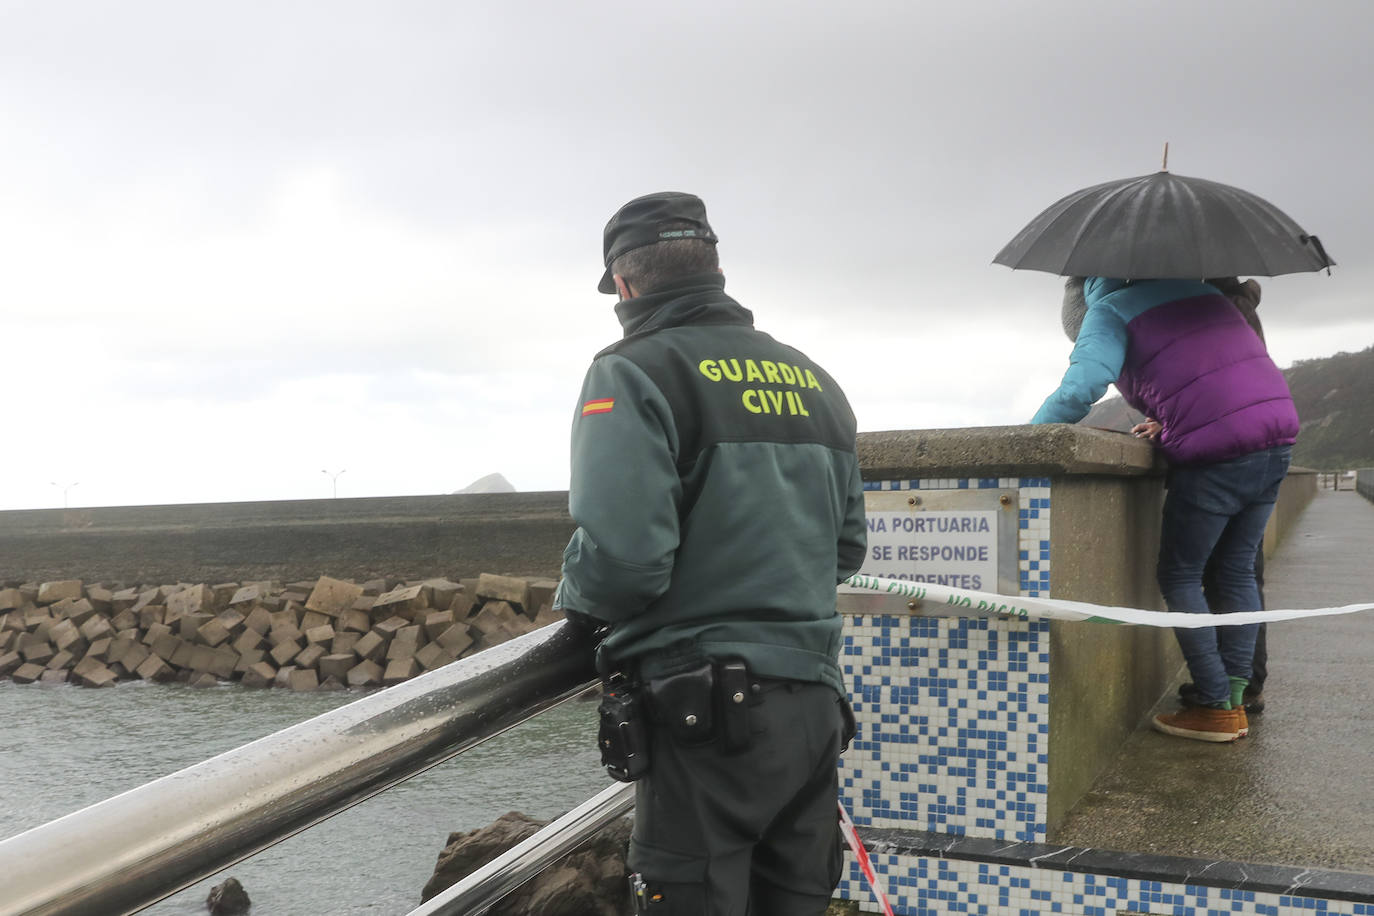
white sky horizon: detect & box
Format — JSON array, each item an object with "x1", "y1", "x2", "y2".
[{"x1": 4, "y1": 1, "x2": 1371, "y2": 511}]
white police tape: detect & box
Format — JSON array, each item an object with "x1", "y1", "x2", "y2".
[{"x1": 841, "y1": 573, "x2": 1374, "y2": 628}]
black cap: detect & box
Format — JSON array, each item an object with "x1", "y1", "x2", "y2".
[{"x1": 598, "y1": 191, "x2": 718, "y2": 293}]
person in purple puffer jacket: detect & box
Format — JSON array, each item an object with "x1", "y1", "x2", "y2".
[{"x1": 1032, "y1": 276, "x2": 1297, "y2": 743}]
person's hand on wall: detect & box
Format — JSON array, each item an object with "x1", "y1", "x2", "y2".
[{"x1": 1131, "y1": 418, "x2": 1162, "y2": 441}]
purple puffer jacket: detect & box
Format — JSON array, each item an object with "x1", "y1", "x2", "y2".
[{"x1": 1032, "y1": 277, "x2": 1298, "y2": 465}]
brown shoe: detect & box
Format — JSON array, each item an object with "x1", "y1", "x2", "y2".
[
  {"x1": 1152, "y1": 706, "x2": 1241, "y2": 742},
  {"x1": 1235, "y1": 706, "x2": 1249, "y2": 738}
]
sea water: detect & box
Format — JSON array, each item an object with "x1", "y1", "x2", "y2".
[{"x1": 0, "y1": 679, "x2": 606, "y2": 914}]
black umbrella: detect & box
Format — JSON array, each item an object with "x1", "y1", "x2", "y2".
[{"x1": 994, "y1": 171, "x2": 1333, "y2": 279}]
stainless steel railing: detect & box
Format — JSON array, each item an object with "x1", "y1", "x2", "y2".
[
  {"x1": 0, "y1": 620, "x2": 600, "y2": 916},
  {"x1": 406, "y1": 781, "x2": 636, "y2": 916}
]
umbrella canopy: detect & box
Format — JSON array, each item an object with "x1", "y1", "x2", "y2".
[{"x1": 994, "y1": 171, "x2": 1334, "y2": 279}]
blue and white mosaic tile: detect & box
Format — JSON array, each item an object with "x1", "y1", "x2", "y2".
[
  {"x1": 840, "y1": 477, "x2": 1053, "y2": 842},
  {"x1": 837, "y1": 855, "x2": 1373, "y2": 916},
  {"x1": 839, "y1": 615, "x2": 1050, "y2": 841}
]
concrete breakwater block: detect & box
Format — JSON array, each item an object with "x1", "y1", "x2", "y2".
[{"x1": 0, "y1": 573, "x2": 565, "y2": 691}]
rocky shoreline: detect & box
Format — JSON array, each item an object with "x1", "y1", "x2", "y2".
[{"x1": 0, "y1": 572, "x2": 562, "y2": 690}]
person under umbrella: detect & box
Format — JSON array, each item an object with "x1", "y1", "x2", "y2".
[
  {"x1": 1030, "y1": 275, "x2": 1296, "y2": 741},
  {"x1": 1004, "y1": 167, "x2": 1330, "y2": 743}
]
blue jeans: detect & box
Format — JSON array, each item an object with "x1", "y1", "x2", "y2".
[{"x1": 1156, "y1": 445, "x2": 1292, "y2": 706}]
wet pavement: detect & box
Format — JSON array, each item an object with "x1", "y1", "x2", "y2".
[{"x1": 1052, "y1": 487, "x2": 1374, "y2": 873}]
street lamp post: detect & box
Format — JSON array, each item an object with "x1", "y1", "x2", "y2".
[
  {"x1": 50, "y1": 481, "x2": 79, "y2": 509},
  {"x1": 322, "y1": 469, "x2": 346, "y2": 499}
]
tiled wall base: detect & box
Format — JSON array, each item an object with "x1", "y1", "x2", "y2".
[
  {"x1": 841, "y1": 615, "x2": 1050, "y2": 841},
  {"x1": 835, "y1": 830, "x2": 1374, "y2": 915}
]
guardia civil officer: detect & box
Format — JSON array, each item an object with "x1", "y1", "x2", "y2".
[{"x1": 554, "y1": 192, "x2": 867, "y2": 916}]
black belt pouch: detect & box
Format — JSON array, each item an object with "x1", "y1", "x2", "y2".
[{"x1": 645, "y1": 661, "x2": 715, "y2": 745}]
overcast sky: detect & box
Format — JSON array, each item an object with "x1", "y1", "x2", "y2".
[{"x1": 3, "y1": 0, "x2": 1370, "y2": 510}]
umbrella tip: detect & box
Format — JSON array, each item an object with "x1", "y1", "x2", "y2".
[{"x1": 1161, "y1": 141, "x2": 1169, "y2": 172}]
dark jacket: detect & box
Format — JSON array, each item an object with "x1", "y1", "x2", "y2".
[{"x1": 554, "y1": 273, "x2": 866, "y2": 695}]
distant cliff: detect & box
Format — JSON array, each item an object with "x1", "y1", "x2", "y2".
[{"x1": 1081, "y1": 343, "x2": 1374, "y2": 470}]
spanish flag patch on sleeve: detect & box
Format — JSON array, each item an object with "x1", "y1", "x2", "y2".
[{"x1": 581, "y1": 398, "x2": 615, "y2": 416}]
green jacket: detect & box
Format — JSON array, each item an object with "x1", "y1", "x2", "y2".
[{"x1": 555, "y1": 273, "x2": 867, "y2": 695}]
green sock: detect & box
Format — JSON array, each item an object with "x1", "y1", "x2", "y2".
[{"x1": 1229, "y1": 676, "x2": 1249, "y2": 709}]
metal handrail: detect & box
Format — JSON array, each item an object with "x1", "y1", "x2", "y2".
[
  {"x1": 0, "y1": 621, "x2": 599, "y2": 916},
  {"x1": 407, "y1": 781, "x2": 636, "y2": 916}
]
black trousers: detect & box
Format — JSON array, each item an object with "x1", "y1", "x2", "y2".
[{"x1": 628, "y1": 680, "x2": 846, "y2": 916}]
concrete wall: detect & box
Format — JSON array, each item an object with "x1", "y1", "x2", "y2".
[
  {"x1": 855, "y1": 425, "x2": 1318, "y2": 832},
  {"x1": 0, "y1": 493, "x2": 575, "y2": 585},
  {"x1": 1358, "y1": 469, "x2": 1374, "y2": 503}
]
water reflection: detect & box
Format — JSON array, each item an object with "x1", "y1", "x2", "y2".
[{"x1": 1, "y1": 681, "x2": 606, "y2": 914}]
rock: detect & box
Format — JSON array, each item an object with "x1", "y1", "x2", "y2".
[
  {"x1": 196, "y1": 618, "x2": 234, "y2": 648},
  {"x1": 120, "y1": 642, "x2": 151, "y2": 673},
  {"x1": 78, "y1": 614, "x2": 114, "y2": 643},
  {"x1": 385, "y1": 625, "x2": 422, "y2": 660},
  {"x1": 0, "y1": 651, "x2": 23, "y2": 676},
  {"x1": 78, "y1": 665, "x2": 117, "y2": 688},
  {"x1": 339, "y1": 608, "x2": 372, "y2": 634},
  {"x1": 294, "y1": 643, "x2": 326, "y2": 670},
  {"x1": 476, "y1": 574, "x2": 530, "y2": 614},
  {"x1": 469, "y1": 602, "x2": 534, "y2": 641},
  {"x1": 179, "y1": 613, "x2": 214, "y2": 641},
  {"x1": 353, "y1": 630, "x2": 387, "y2": 662},
  {"x1": 206, "y1": 876, "x2": 251, "y2": 915},
  {"x1": 374, "y1": 584, "x2": 428, "y2": 621},
  {"x1": 383, "y1": 657, "x2": 419, "y2": 685},
  {"x1": 421, "y1": 812, "x2": 632, "y2": 915},
  {"x1": 240, "y1": 661, "x2": 277, "y2": 688},
  {"x1": 304, "y1": 575, "x2": 364, "y2": 618},
  {"x1": 227, "y1": 585, "x2": 263, "y2": 607},
  {"x1": 37, "y1": 580, "x2": 84, "y2": 606},
  {"x1": 299, "y1": 610, "x2": 331, "y2": 632},
  {"x1": 242, "y1": 606, "x2": 273, "y2": 635},
  {"x1": 11, "y1": 662, "x2": 45, "y2": 684},
  {"x1": 330, "y1": 631, "x2": 361, "y2": 656},
  {"x1": 532, "y1": 603, "x2": 566, "y2": 629},
  {"x1": 422, "y1": 610, "x2": 456, "y2": 641},
  {"x1": 527, "y1": 579, "x2": 560, "y2": 618},
  {"x1": 423, "y1": 578, "x2": 464, "y2": 612},
  {"x1": 20, "y1": 640, "x2": 55, "y2": 666},
  {"x1": 414, "y1": 641, "x2": 455, "y2": 671},
  {"x1": 435, "y1": 624, "x2": 475, "y2": 657},
  {"x1": 46, "y1": 649, "x2": 76, "y2": 671},
  {"x1": 346, "y1": 659, "x2": 384, "y2": 688},
  {"x1": 233, "y1": 647, "x2": 266, "y2": 673},
  {"x1": 269, "y1": 638, "x2": 302, "y2": 667},
  {"x1": 166, "y1": 585, "x2": 215, "y2": 618},
  {"x1": 56, "y1": 597, "x2": 98, "y2": 626},
  {"x1": 232, "y1": 629, "x2": 265, "y2": 654},
  {"x1": 135, "y1": 654, "x2": 177, "y2": 682},
  {"x1": 318, "y1": 653, "x2": 356, "y2": 682},
  {"x1": 304, "y1": 624, "x2": 336, "y2": 645}
]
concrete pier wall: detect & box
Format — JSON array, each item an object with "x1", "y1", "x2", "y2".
[
  {"x1": 1358, "y1": 468, "x2": 1374, "y2": 503},
  {"x1": 844, "y1": 425, "x2": 1316, "y2": 837},
  {"x1": 0, "y1": 493, "x2": 575, "y2": 585}
]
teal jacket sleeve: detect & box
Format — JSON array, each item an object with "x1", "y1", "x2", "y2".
[
  {"x1": 555, "y1": 354, "x2": 682, "y2": 623},
  {"x1": 836, "y1": 459, "x2": 867, "y2": 582},
  {"x1": 1030, "y1": 297, "x2": 1129, "y2": 425}
]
